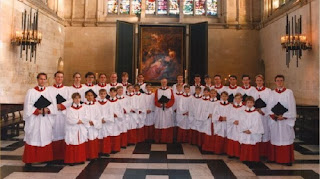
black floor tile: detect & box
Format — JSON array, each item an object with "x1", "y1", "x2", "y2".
[
  {"x1": 167, "y1": 143, "x2": 184, "y2": 154},
  {"x1": 294, "y1": 160, "x2": 320, "y2": 164},
  {"x1": 123, "y1": 169, "x2": 191, "y2": 179},
  {"x1": 149, "y1": 151, "x2": 167, "y2": 162},
  {"x1": 76, "y1": 159, "x2": 109, "y2": 179},
  {"x1": 0, "y1": 165, "x2": 63, "y2": 179},
  {"x1": 1, "y1": 140, "x2": 25, "y2": 151},
  {"x1": 253, "y1": 169, "x2": 320, "y2": 179},
  {"x1": 207, "y1": 160, "x2": 237, "y2": 179},
  {"x1": 0, "y1": 155, "x2": 22, "y2": 160},
  {"x1": 294, "y1": 143, "x2": 319, "y2": 155},
  {"x1": 243, "y1": 161, "x2": 270, "y2": 170},
  {"x1": 133, "y1": 142, "x2": 151, "y2": 154}
]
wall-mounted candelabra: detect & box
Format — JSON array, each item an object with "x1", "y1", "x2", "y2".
[
  {"x1": 280, "y1": 14, "x2": 312, "y2": 67},
  {"x1": 11, "y1": 8, "x2": 42, "y2": 63}
]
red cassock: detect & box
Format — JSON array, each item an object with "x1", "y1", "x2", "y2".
[
  {"x1": 65, "y1": 143, "x2": 86, "y2": 164},
  {"x1": 202, "y1": 123, "x2": 215, "y2": 152},
  {"x1": 240, "y1": 144, "x2": 260, "y2": 162},
  {"x1": 268, "y1": 144, "x2": 294, "y2": 164},
  {"x1": 154, "y1": 88, "x2": 175, "y2": 143}
]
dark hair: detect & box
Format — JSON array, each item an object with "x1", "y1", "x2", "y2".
[
  {"x1": 138, "y1": 74, "x2": 144, "y2": 77},
  {"x1": 99, "y1": 73, "x2": 107, "y2": 78},
  {"x1": 146, "y1": 83, "x2": 152, "y2": 87},
  {"x1": 122, "y1": 72, "x2": 129, "y2": 77},
  {"x1": 176, "y1": 74, "x2": 183, "y2": 78},
  {"x1": 229, "y1": 75, "x2": 237, "y2": 80},
  {"x1": 37, "y1": 72, "x2": 47, "y2": 79},
  {"x1": 85, "y1": 90, "x2": 95, "y2": 96},
  {"x1": 134, "y1": 84, "x2": 140, "y2": 88},
  {"x1": 203, "y1": 87, "x2": 210, "y2": 92},
  {"x1": 85, "y1": 72, "x2": 95, "y2": 78},
  {"x1": 234, "y1": 93, "x2": 243, "y2": 98},
  {"x1": 54, "y1": 71, "x2": 64, "y2": 77},
  {"x1": 116, "y1": 86, "x2": 123, "y2": 90},
  {"x1": 274, "y1": 74, "x2": 285, "y2": 81},
  {"x1": 214, "y1": 75, "x2": 221, "y2": 79},
  {"x1": 73, "y1": 72, "x2": 81, "y2": 78},
  {"x1": 184, "y1": 85, "x2": 190, "y2": 89},
  {"x1": 221, "y1": 91, "x2": 229, "y2": 96},
  {"x1": 194, "y1": 74, "x2": 201, "y2": 78},
  {"x1": 72, "y1": 92, "x2": 81, "y2": 99},
  {"x1": 127, "y1": 84, "x2": 133, "y2": 88},
  {"x1": 245, "y1": 96, "x2": 255, "y2": 103},
  {"x1": 99, "y1": 89, "x2": 107, "y2": 94},
  {"x1": 204, "y1": 74, "x2": 211, "y2": 79},
  {"x1": 195, "y1": 86, "x2": 202, "y2": 90},
  {"x1": 110, "y1": 87, "x2": 117, "y2": 92},
  {"x1": 242, "y1": 74, "x2": 251, "y2": 80}
]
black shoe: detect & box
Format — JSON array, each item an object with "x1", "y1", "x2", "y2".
[
  {"x1": 69, "y1": 163, "x2": 75, "y2": 166},
  {"x1": 285, "y1": 163, "x2": 292, "y2": 166},
  {"x1": 25, "y1": 163, "x2": 32, "y2": 167},
  {"x1": 121, "y1": 146, "x2": 127, "y2": 149}
]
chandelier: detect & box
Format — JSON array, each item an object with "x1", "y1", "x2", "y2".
[
  {"x1": 11, "y1": 8, "x2": 42, "y2": 63},
  {"x1": 280, "y1": 14, "x2": 312, "y2": 67}
]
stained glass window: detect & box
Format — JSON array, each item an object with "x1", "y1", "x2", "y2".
[
  {"x1": 108, "y1": 0, "x2": 118, "y2": 14},
  {"x1": 120, "y1": 0, "x2": 130, "y2": 14},
  {"x1": 195, "y1": 0, "x2": 205, "y2": 15},
  {"x1": 132, "y1": 0, "x2": 141, "y2": 14},
  {"x1": 207, "y1": 0, "x2": 217, "y2": 16},
  {"x1": 158, "y1": 0, "x2": 168, "y2": 15},
  {"x1": 169, "y1": 0, "x2": 179, "y2": 15},
  {"x1": 183, "y1": 0, "x2": 193, "y2": 15},
  {"x1": 146, "y1": 0, "x2": 156, "y2": 14}
]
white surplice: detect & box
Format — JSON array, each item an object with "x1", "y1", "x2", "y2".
[{"x1": 212, "y1": 101, "x2": 232, "y2": 137}]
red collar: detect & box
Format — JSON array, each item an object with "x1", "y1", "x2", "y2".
[
  {"x1": 98, "y1": 83, "x2": 106, "y2": 87},
  {"x1": 183, "y1": 94, "x2": 191, "y2": 97},
  {"x1": 160, "y1": 87, "x2": 168, "y2": 90},
  {"x1": 275, "y1": 88, "x2": 286, "y2": 93},
  {"x1": 220, "y1": 101, "x2": 229, "y2": 106},
  {"x1": 233, "y1": 104, "x2": 243, "y2": 108},
  {"x1": 210, "y1": 98, "x2": 218, "y2": 102},
  {"x1": 53, "y1": 84, "x2": 64, "y2": 88},
  {"x1": 206, "y1": 84, "x2": 212, "y2": 88},
  {"x1": 242, "y1": 85, "x2": 251, "y2": 90},
  {"x1": 85, "y1": 102, "x2": 95, "y2": 105},
  {"x1": 146, "y1": 92, "x2": 152, "y2": 95},
  {"x1": 127, "y1": 92, "x2": 135, "y2": 97},
  {"x1": 256, "y1": 86, "x2": 266, "y2": 91},
  {"x1": 85, "y1": 83, "x2": 94, "y2": 87},
  {"x1": 34, "y1": 86, "x2": 45, "y2": 92},
  {"x1": 194, "y1": 94, "x2": 202, "y2": 98},
  {"x1": 73, "y1": 84, "x2": 82, "y2": 89},
  {"x1": 214, "y1": 84, "x2": 223, "y2": 89},
  {"x1": 98, "y1": 101, "x2": 107, "y2": 105},
  {"x1": 108, "y1": 98, "x2": 118, "y2": 102},
  {"x1": 117, "y1": 95, "x2": 125, "y2": 99},
  {"x1": 229, "y1": 85, "x2": 237, "y2": 89},
  {"x1": 245, "y1": 109, "x2": 256, "y2": 113},
  {"x1": 202, "y1": 97, "x2": 210, "y2": 101},
  {"x1": 194, "y1": 84, "x2": 202, "y2": 87},
  {"x1": 122, "y1": 82, "x2": 128, "y2": 86},
  {"x1": 176, "y1": 92, "x2": 183, "y2": 95},
  {"x1": 135, "y1": 92, "x2": 141, "y2": 96},
  {"x1": 71, "y1": 105, "x2": 82, "y2": 110},
  {"x1": 110, "y1": 82, "x2": 118, "y2": 86}
]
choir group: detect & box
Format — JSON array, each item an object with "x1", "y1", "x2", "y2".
[{"x1": 22, "y1": 71, "x2": 296, "y2": 167}]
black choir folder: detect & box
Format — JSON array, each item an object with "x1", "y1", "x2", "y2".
[
  {"x1": 228, "y1": 94, "x2": 234, "y2": 103},
  {"x1": 158, "y1": 95, "x2": 170, "y2": 111},
  {"x1": 56, "y1": 94, "x2": 66, "y2": 104},
  {"x1": 254, "y1": 98, "x2": 267, "y2": 109},
  {"x1": 34, "y1": 95, "x2": 51, "y2": 116},
  {"x1": 85, "y1": 89, "x2": 97, "y2": 98},
  {"x1": 271, "y1": 102, "x2": 288, "y2": 121}
]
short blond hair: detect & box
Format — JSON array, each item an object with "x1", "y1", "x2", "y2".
[{"x1": 255, "y1": 74, "x2": 264, "y2": 80}]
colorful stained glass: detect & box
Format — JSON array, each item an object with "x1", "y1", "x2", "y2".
[
  {"x1": 108, "y1": 0, "x2": 118, "y2": 14},
  {"x1": 120, "y1": 0, "x2": 130, "y2": 14},
  {"x1": 158, "y1": 0, "x2": 168, "y2": 15},
  {"x1": 207, "y1": 0, "x2": 217, "y2": 16},
  {"x1": 146, "y1": 0, "x2": 156, "y2": 14},
  {"x1": 195, "y1": 0, "x2": 205, "y2": 15},
  {"x1": 169, "y1": 0, "x2": 179, "y2": 15},
  {"x1": 132, "y1": 0, "x2": 141, "y2": 14},
  {"x1": 183, "y1": 0, "x2": 193, "y2": 15}
]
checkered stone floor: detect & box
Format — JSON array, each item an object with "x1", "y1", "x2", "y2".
[{"x1": 0, "y1": 133, "x2": 319, "y2": 179}]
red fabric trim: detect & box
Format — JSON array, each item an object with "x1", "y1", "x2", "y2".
[
  {"x1": 71, "y1": 105, "x2": 82, "y2": 110},
  {"x1": 214, "y1": 135, "x2": 227, "y2": 154},
  {"x1": 144, "y1": 125, "x2": 155, "y2": 140},
  {"x1": 256, "y1": 86, "x2": 266, "y2": 91},
  {"x1": 233, "y1": 104, "x2": 243, "y2": 108},
  {"x1": 86, "y1": 139, "x2": 99, "y2": 159},
  {"x1": 241, "y1": 85, "x2": 251, "y2": 89},
  {"x1": 127, "y1": 129, "x2": 137, "y2": 144},
  {"x1": 23, "y1": 143, "x2": 53, "y2": 163},
  {"x1": 120, "y1": 133, "x2": 128, "y2": 147},
  {"x1": 166, "y1": 90, "x2": 175, "y2": 108},
  {"x1": 275, "y1": 88, "x2": 287, "y2": 93},
  {"x1": 64, "y1": 143, "x2": 86, "y2": 164},
  {"x1": 52, "y1": 140, "x2": 66, "y2": 160},
  {"x1": 33, "y1": 109, "x2": 40, "y2": 116},
  {"x1": 60, "y1": 104, "x2": 66, "y2": 111},
  {"x1": 101, "y1": 137, "x2": 111, "y2": 154},
  {"x1": 240, "y1": 144, "x2": 260, "y2": 162},
  {"x1": 72, "y1": 84, "x2": 82, "y2": 89},
  {"x1": 154, "y1": 90, "x2": 162, "y2": 108},
  {"x1": 98, "y1": 101, "x2": 107, "y2": 105},
  {"x1": 229, "y1": 85, "x2": 237, "y2": 89},
  {"x1": 108, "y1": 98, "x2": 118, "y2": 102},
  {"x1": 137, "y1": 127, "x2": 145, "y2": 143},
  {"x1": 98, "y1": 83, "x2": 106, "y2": 87},
  {"x1": 109, "y1": 83, "x2": 118, "y2": 87},
  {"x1": 85, "y1": 83, "x2": 94, "y2": 87},
  {"x1": 154, "y1": 127, "x2": 174, "y2": 143},
  {"x1": 53, "y1": 84, "x2": 64, "y2": 88},
  {"x1": 220, "y1": 102, "x2": 230, "y2": 106},
  {"x1": 110, "y1": 136, "x2": 121, "y2": 152},
  {"x1": 226, "y1": 139, "x2": 241, "y2": 157},
  {"x1": 268, "y1": 144, "x2": 294, "y2": 164},
  {"x1": 34, "y1": 86, "x2": 45, "y2": 92},
  {"x1": 245, "y1": 109, "x2": 256, "y2": 113},
  {"x1": 214, "y1": 84, "x2": 224, "y2": 89}
]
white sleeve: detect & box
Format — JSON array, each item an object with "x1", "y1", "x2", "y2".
[
  {"x1": 66, "y1": 109, "x2": 79, "y2": 125},
  {"x1": 23, "y1": 89, "x2": 37, "y2": 119}
]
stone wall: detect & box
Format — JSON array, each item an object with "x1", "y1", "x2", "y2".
[
  {"x1": 0, "y1": 0, "x2": 65, "y2": 103},
  {"x1": 260, "y1": 0, "x2": 319, "y2": 106}
]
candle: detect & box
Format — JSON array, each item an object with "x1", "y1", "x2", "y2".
[
  {"x1": 135, "y1": 68, "x2": 138, "y2": 84},
  {"x1": 184, "y1": 69, "x2": 187, "y2": 83}
]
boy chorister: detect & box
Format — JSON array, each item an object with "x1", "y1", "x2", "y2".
[
  {"x1": 48, "y1": 71, "x2": 69, "y2": 161},
  {"x1": 144, "y1": 83, "x2": 156, "y2": 140},
  {"x1": 204, "y1": 75, "x2": 214, "y2": 89},
  {"x1": 95, "y1": 73, "x2": 108, "y2": 97},
  {"x1": 197, "y1": 87, "x2": 212, "y2": 147},
  {"x1": 226, "y1": 75, "x2": 240, "y2": 103},
  {"x1": 134, "y1": 84, "x2": 146, "y2": 143},
  {"x1": 107, "y1": 72, "x2": 122, "y2": 94},
  {"x1": 213, "y1": 75, "x2": 226, "y2": 100},
  {"x1": 108, "y1": 87, "x2": 124, "y2": 152},
  {"x1": 23, "y1": 73, "x2": 57, "y2": 165},
  {"x1": 191, "y1": 74, "x2": 204, "y2": 95},
  {"x1": 267, "y1": 75, "x2": 296, "y2": 166},
  {"x1": 173, "y1": 84, "x2": 184, "y2": 140},
  {"x1": 239, "y1": 75, "x2": 258, "y2": 102},
  {"x1": 176, "y1": 85, "x2": 192, "y2": 143},
  {"x1": 213, "y1": 91, "x2": 231, "y2": 154},
  {"x1": 116, "y1": 86, "x2": 129, "y2": 148},
  {"x1": 172, "y1": 74, "x2": 186, "y2": 93},
  {"x1": 255, "y1": 74, "x2": 272, "y2": 158},
  {"x1": 189, "y1": 86, "x2": 203, "y2": 146},
  {"x1": 83, "y1": 72, "x2": 97, "y2": 102},
  {"x1": 65, "y1": 93, "x2": 88, "y2": 165},
  {"x1": 97, "y1": 89, "x2": 112, "y2": 155},
  {"x1": 239, "y1": 96, "x2": 264, "y2": 162},
  {"x1": 121, "y1": 72, "x2": 131, "y2": 93},
  {"x1": 69, "y1": 72, "x2": 85, "y2": 102},
  {"x1": 84, "y1": 90, "x2": 102, "y2": 160},
  {"x1": 202, "y1": 89, "x2": 219, "y2": 152},
  {"x1": 226, "y1": 93, "x2": 245, "y2": 158},
  {"x1": 125, "y1": 85, "x2": 138, "y2": 144},
  {"x1": 137, "y1": 74, "x2": 147, "y2": 93}
]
